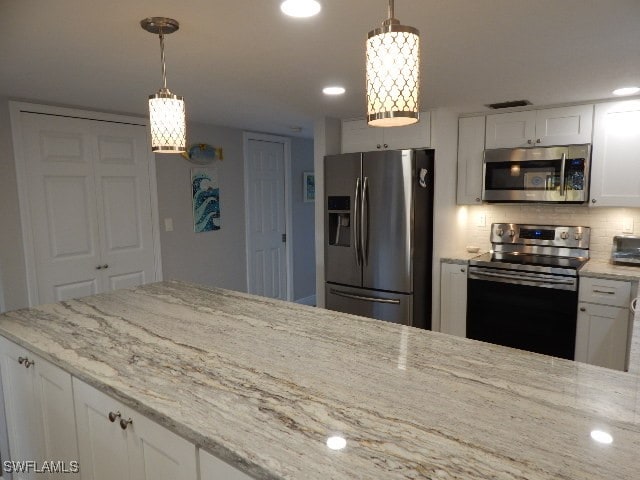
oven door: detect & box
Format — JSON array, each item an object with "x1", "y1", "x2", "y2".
[
  {"x1": 483, "y1": 145, "x2": 590, "y2": 203},
  {"x1": 467, "y1": 273, "x2": 578, "y2": 360}
]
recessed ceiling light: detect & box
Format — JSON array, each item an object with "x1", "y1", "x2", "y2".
[
  {"x1": 590, "y1": 430, "x2": 613, "y2": 445},
  {"x1": 612, "y1": 87, "x2": 640, "y2": 96},
  {"x1": 281, "y1": 0, "x2": 321, "y2": 18},
  {"x1": 323, "y1": 86, "x2": 346, "y2": 96}
]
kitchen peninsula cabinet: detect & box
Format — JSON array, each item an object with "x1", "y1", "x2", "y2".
[
  {"x1": 341, "y1": 113, "x2": 431, "y2": 153},
  {"x1": 485, "y1": 104, "x2": 593, "y2": 149},
  {"x1": 0, "y1": 336, "x2": 79, "y2": 479},
  {"x1": 590, "y1": 100, "x2": 640, "y2": 207},
  {"x1": 73, "y1": 378, "x2": 198, "y2": 480}
]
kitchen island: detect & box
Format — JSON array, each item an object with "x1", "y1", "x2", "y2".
[{"x1": 0, "y1": 280, "x2": 639, "y2": 479}]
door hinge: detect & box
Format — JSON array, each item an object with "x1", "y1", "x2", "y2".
[{"x1": 282, "y1": 233, "x2": 286, "y2": 243}]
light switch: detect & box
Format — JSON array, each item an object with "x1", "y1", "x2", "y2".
[
  {"x1": 477, "y1": 212, "x2": 486, "y2": 227},
  {"x1": 164, "y1": 218, "x2": 174, "y2": 232},
  {"x1": 622, "y1": 218, "x2": 634, "y2": 234}
]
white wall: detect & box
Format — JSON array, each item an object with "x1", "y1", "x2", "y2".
[
  {"x1": 0, "y1": 97, "x2": 28, "y2": 311},
  {"x1": 156, "y1": 121, "x2": 316, "y2": 296}
]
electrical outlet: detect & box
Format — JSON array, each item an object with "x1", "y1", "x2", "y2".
[
  {"x1": 622, "y1": 218, "x2": 634, "y2": 234},
  {"x1": 477, "y1": 213, "x2": 487, "y2": 227},
  {"x1": 164, "y1": 218, "x2": 174, "y2": 232}
]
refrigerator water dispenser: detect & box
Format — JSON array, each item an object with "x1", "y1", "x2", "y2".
[{"x1": 327, "y1": 196, "x2": 350, "y2": 247}]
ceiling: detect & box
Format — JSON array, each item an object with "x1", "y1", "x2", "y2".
[{"x1": 1, "y1": 0, "x2": 639, "y2": 138}]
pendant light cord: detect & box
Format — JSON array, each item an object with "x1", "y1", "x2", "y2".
[
  {"x1": 388, "y1": 0, "x2": 394, "y2": 20},
  {"x1": 159, "y1": 31, "x2": 168, "y2": 90}
]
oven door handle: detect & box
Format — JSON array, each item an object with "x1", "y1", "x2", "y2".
[{"x1": 469, "y1": 270, "x2": 575, "y2": 286}]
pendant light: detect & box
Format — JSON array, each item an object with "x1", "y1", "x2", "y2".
[
  {"x1": 366, "y1": 0, "x2": 420, "y2": 127},
  {"x1": 141, "y1": 17, "x2": 186, "y2": 153}
]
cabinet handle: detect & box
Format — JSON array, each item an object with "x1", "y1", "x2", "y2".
[
  {"x1": 108, "y1": 411, "x2": 121, "y2": 423},
  {"x1": 18, "y1": 356, "x2": 25, "y2": 364},
  {"x1": 592, "y1": 199, "x2": 597, "y2": 204},
  {"x1": 460, "y1": 268, "x2": 466, "y2": 273},
  {"x1": 536, "y1": 138, "x2": 541, "y2": 143},
  {"x1": 96, "y1": 264, "x2": 109, "y2": 270},
  {"x1": 475, "y1": 197, "x2": 481, "y2": 202},
  {"x1": 631, "y1": 297, "x2": 638, "y2": 313},
  {"x1": 580, "y1": 307, "x2": 586, "y2": 312},
  {"x1": 120, "y1": 418, "x2": 133, "y2": 430},
  {"x1": 376, "y1": 144, "x2": 381, "y2": 149},
  {"x1": 383, "y1": 143, "x2": 389, "y2": 148},
  {"x1": 527, "y1": 139, "x2": 533, "y2": 145},
  {"x1": 593, "y1": 289, "x2": 615, "y2": 295},
  {"x1": 24, "y1": 359, "x2": 34, "y2": 368}
]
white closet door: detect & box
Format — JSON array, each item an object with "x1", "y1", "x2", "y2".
[
  {"x1": 91, "y1": 121, "x2": 156, "y2": 292},
  {"x1": 20, "y1": 113, "x2": 103, "y2": 304},
  {"x1": 17, "y1": 109, "x2": 158, "y2": 305}
]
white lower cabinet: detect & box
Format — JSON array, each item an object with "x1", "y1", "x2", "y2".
[
  {"x1": 199, "y1": 448, "x2": 252, "y2": 480},
  {"x1": 575, "y1": 278, "x2": 632, "y2": 371},
  {"x1": 575, "y1": 303, "x2": 630, "y2": 371},
  {"x1": 0, "y1": 336, "x2": 79, "y2": 480},
  {"x1": 72, "y1": 378, "x2": 197, "y2": 480},
  {"x1": 440, "y1": 262, "x2": 468, "y2": 337}
]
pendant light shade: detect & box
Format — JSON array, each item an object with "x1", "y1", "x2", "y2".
[
  {"x1": 366, "y1": 0, "x2": 420, "y2": 127},
  {"x1": 141, "y1": 17, "x2": 187, "y2": 153}
]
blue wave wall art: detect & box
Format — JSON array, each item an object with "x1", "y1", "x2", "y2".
[{"x1": 192, "y1": 170, "x2": 220, "y2": 232}]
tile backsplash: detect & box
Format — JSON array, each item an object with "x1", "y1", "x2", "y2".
[{"x1": 460, "y1": 205, "x2": 640, "y2": 262}]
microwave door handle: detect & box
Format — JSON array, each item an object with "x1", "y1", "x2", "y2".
[{"x1": 559, "y1": 153, "x2": 566, "y2": 196}]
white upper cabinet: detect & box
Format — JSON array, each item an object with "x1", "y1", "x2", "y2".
[
  {"x1": 457, "y1": 116, "x2": 485, "y2": 205},
  {"x1": 341, "y1": 113, "x2": 431, "y2": 153},
  {"x1": 485, "y1": 105, "x2": 593, "y2": 148},
  {"x1": 590, "y1": 100, "x2": 640, "y2": 207}
]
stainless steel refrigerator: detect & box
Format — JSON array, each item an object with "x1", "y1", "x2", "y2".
[{"x1": 324, "y1": 148, "x2": 434, "y2": 329}]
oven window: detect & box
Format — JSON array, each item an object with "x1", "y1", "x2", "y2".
[{"x1": 467, "y1": 278, "x2": 578, "y2": 360}]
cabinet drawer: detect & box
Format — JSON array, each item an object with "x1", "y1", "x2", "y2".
[{"x1": 579, "y1": 277, "x2": 632, "y2": 307}]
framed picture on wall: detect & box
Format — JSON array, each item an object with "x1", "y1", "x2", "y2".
[{"x1": 303, "y1": 172, "x2": 315, "y2": 203}]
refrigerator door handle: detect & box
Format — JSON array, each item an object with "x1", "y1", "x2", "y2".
[
  {"x1": 329, "y1": 288, "x2": 401, "y2": 305},
  {"x1": 354, "y1": 177, "x2": 362, "y2": 266},
  {"x1": 362, "y1": 176, "x2": 369, "y2": 265}
]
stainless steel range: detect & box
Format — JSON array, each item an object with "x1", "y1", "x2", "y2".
[{"x1": 467, "y1": 223, "x2": 590, "y2": 360}]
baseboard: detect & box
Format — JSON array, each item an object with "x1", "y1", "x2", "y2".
[{"x1": 295, "y1": 294, "x2": 316, "y2": 306}]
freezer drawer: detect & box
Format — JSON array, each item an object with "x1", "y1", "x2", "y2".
[{"x1": 325, "y1": 284, "x2": 413, "y2": 326}]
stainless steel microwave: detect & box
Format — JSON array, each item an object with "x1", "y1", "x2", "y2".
[{"x1": 482, "y1": 144, "x2": 591, "y2": 203}]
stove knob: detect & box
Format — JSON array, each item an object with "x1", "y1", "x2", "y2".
[
  {"x1": 496, "y1": 228, "x2": 504, "y2": 236},
  {"x1": 508, "y1": 229, "x2": 516, "y2": 237},
  {"x1": 560, "y1": 232, "x2": 569, "y2": 240}
]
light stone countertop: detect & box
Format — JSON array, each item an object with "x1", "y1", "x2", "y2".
[
  {"x1": 440, "y1": 251, "x2": 486, "y2": 264},
  {"x1": 580, "y1": 260, "x2": 640, "y2": 281},
  {"x1": 1, "y1": 280, "x2": 640, "y2": 479}
]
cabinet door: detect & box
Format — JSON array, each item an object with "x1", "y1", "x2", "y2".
[
  {"x1": 32, "y1": 356, "x2": 80, "y2": 479},
  {"x1": 199, "y1": 448, "x2": 252, "y2": 480},
  {"x1": 439, "y1": 262, "x2": 468, "y2": 337},
  {"x1": 73, "y1": 379, "x2": 131, "y2": 480},
  {"x1": 590, "y1": 100, "x2": 640, "y2": 207},
  {"x1": 0, "y1": 337, "x2": 44, "y2": 480},
  {"x1": 485, "y1": 111, "x2": 536, "y2": 148},
  {"x1": 127, "y1": 408, "x2": 197, "y2": 480},
  {"x1": 382, "y1": 112, "x2": 431, "y2": 149},
  {"x1": 534, "y1": 105, "x2": 593, "y2": 146},
  {"x1": 457, "y1": 116, "x2": 485, "y2": 205},
  {"x1": 341, "y1": 119, "x2": 382, "y2": 153},
  {"x1": 575, "y1": 303, "x2": 629, "y2": 371}
]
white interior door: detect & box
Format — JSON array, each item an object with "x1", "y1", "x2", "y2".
[
  {"x1": 20, "y1": 113, "x2": 102, "y2": 304},
  {"x1": 92, "y1": 121, "x2": 156, "y2": 292},
  {"x1": 246, "y1": 138, "x2": 288, "y2": 299},
  {"x1": 16, "y1": 109, "x2": 158, "y2": 305}
]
